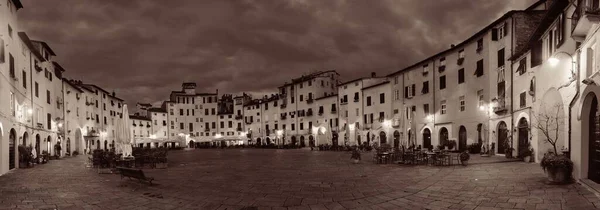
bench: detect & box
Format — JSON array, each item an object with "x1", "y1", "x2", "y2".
[{"x1": 116, "y1": 167, "x2": 154, "y2": 185}]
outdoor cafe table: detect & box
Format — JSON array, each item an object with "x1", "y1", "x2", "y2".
[{"x1": 376, "y1": 152, "x2": 390, "y2": 164}]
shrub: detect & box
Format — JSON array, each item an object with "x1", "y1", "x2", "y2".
[
  {"x1": 468, "y1": 143, "x2": 481, "y2": 154},
  {"x1": 351, "y1": 150, "x2": 361, "y2": 160},
  {"x1": 541, "y1": 153, "x2": 573, "y2": 173},
  {"x1": 459, "y1": 152, "x2": 470, "y2": 162}
]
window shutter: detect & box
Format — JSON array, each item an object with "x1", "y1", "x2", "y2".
[
  {"x1": 411, "y1": 84, "x2": 416, "y2": 96},
  {"x1": 559, "y1": 13, "x2": 566, "y2": 47},
  {"x1": 503, "y1": 22, "x2": 508, "y2": 36},
  {"x1": 491, "y1": 28, "x2": 498, "y2": 41},
  {"x1": 0, "y1": 38, "x2": 4, "y2": 63},
  {"x1": 404, "y1": 86, "x2": 408, "y2": 98}
]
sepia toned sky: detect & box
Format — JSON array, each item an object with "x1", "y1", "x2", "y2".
[{"x1": 18, "y1": 0, "x2": 536, "y2": 107}]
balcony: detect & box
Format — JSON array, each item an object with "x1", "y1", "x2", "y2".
[
  {"x1": 438, "y1": 66, "x2": 446, "y2": 73},
  {"x1": 235, "y1": 115, "x2": 243, "y2": 120},
  {"x1": 493, "y1": 97, "x2": 508, "y2": 114},
  {"x1": 236, "y1": 127, "x2": 242, "y2": 131},
  {"x1": 280, "y1": 103, "x2": 287, "y2": 109},
  {"x1": 205, "y1": 128, "x2": 210, "y2": 132},
  {"x1": 307, "y1": 109, "x2": 313, "y2": 116},
  {"x1": 245, "y1": 120, "x2": 253, "y2": 125},
  {"x1": 34, "y1": 65, "x2": 42, "y2": 72},
  {"x1": 331, "y1": 109, "x2": 337, "y2": 114},
  {"x1": 572, "y1": 0, "x2": 600, "y2": 40},
  {"x1": 457, "y1": 58, "x2": 464, "y2": 65},
  {"x1": 354, "y1": 97, "x2": 359, "y2": 103},
  {"x1": 307, "y1": 98, "x2": 314, "y2": 104},
  {"x1": 392, "y1": 119, "x2": 400, "y2": 128},
  {"x1": 36, "y1": 123, "x2": 43, "y2": 129},
  {"x1": 280, "y1": 114, "x2": 287, "y2": 120},
  {"x1": 364, "y1": 124, "x2": 372, "y2": 129}
]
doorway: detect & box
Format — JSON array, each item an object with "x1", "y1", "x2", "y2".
[
  {"x1": 518, "y1": 118, "x2": 529, "y2": 157},
  {"x1": 439, "y1": 127, "x2": 448, "y2": 147},
  {"x1": 393, "y1": 130, "x2": 400, "y2": 149},
  {"x1": 590, "y1": 96, "x2": 600, "y2": 183},
  {"x1": 9, "y1": 129, "x2": 16, "y2": 170},
  {"x1": 459, "y1": 126, "x2": 467, "y2": 152},
  {"x1": 497, "y1": 121, "x2": 508, "y2": 154},
  {"x1": 379, "y1": 131, "x2": 387, "y2": 145},
  {"x1": 423, "y1": 128, "x2": 431, "y2": 150}
]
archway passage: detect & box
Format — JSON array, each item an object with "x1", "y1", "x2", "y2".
[
  {"x1": 35, "y1": 135, "x2": 40, "y2": 157},
  {"x1": 477, "y1": 124, "x2": 483, "y2": 145},
  {"x1": 459, "y1": 126, "x2": 467, "y2": 152},
  {"x1": 379, "y1": 131, "x2": 387, "y2": 145},
  {"x1": 22, "y1": 132, "x2": 28, "y2": 146},
  {"x1": 291, "y1": 136, "x2": 297, "y2": 146},
  {"x1": 423, "y1": 129, "x2": 431, "y2": 150},
  {"x1": 439, "y1": 128, "x2": 448, "y2": 148},
  {"x1": 9, "y1": 129, "x2": 16, "y2": 170},
  {"x1": 497, "y1": 121, "x2": 508, "y2": 154},
  {"x1": 589, "y1": 96, "x2": 600, "y2": 183},
  {"x1": 189, "y1": 140, "x2": 194, "y2": 148},
  {"x1": 308, "y1": 135, "x2": 315, "y2": 147},
  {"x1": 518, "y1": 118, "x2": 529, "y2": 157},
  {"x1": 266, "y1": 137, "x2": 271, "y2": 145},
  {"x1": 393, "y1": 130, "x2": 400, "y2": 149}
]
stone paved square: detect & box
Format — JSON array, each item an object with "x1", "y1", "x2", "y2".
[{"x1": 0, "y1": 149, "x2": 598, "y2": 210}]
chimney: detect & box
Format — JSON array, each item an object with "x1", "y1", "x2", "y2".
[
  {"x1": 450, "y1": 44, "x2": 455, "y2": 48},
  {"x1": 371, "y1": 72, "x2": 376, "y2": 78}
]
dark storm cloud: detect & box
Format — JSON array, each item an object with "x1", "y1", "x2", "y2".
[{"x1": 18, "y1": 0, "x2": 536, "y2": 107}]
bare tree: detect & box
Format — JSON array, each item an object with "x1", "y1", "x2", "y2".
[{"x1": 532, "y1": 103, "x2": 565, "y2": 155}]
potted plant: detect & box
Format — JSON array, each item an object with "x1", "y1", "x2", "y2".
[
  {"x1": 519, "y1": 148, "x2": 533, "y2": 162},
  {"x1": 540, "y1": 152, "x2": 573, "y2": 184},
  {"x1": 505, "y1": 147, "x2": 515, "y2": 159},
  {"x1": 351, "y1": 149, "x2": 361, "y2": 164},
  {"x1": 460, "y1": 152, "x2": 470, "y2": 166}
]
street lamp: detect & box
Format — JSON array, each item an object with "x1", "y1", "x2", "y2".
[
  {"x1": 548, "y1": 51, "x2": 576, "y2": 81},
  {"x1": 382, "y1": 119, "x2": 391, "y2": 128}
]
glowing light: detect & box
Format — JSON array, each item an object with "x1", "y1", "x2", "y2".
[
  {"x1": 149, "y1": 134, "x2": 157, "y2": 139},
  {"x1": 215, "y1": 134, "x2": 223, "y2": 138},
  {"x1": 319, "y1": 127, "x2": 326, "y2": 134},
  {"x1": 348, "y1": 124, "x2": 355, "y2": 131},
  {"x1": 27, "y1": 109, "x2": 33, "y2": 114},
  {"x1": 382, "y1": 120, "x2": 391, "y2": 127},
  {"x1": 276, "y1": 130, "x2": 283, "y2": 136},
  {"x1": 479, "y1": 105, "x2": 485, "y2": 111},
  {"x1": 426, "y1": 115, "x2": 433, "y2": 121},
  {"x1": 58, "y1": 123, "x2": 63, "y2": 128},
  {"x1": 240, "y1": 132, "x2": 247, "y2": 137},
  {"x1": 312, "y1": 127, "x2": 319, "y2": 134},
  {"x1": 548, "y1": 57, "x2": 560, "y2": 66}
]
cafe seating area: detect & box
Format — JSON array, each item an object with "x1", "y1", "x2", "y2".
[{"x1": 373, "y1": 144, "x2": 461, "y2": 166}]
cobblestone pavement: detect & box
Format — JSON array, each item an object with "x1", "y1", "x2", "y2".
[{"x1": 0, "y1": 149, "x2": 599, "y2": 210}]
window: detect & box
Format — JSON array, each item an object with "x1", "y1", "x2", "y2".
[
  {"x1": 477, "y1": 90, "x2": 484, "y2": 108},
  {"x1": 354, "y1": 92, "x2": 359, "y2": 102},
  {"x1": 497, "y1": 48, "x2": 505, "y2": 67},
  {"x1": 422, "y1": 81, "x2": 429, "y2": 94},
  {"x1": 492, "y1": 22, "x2": 507, "y2": 41},
  {"x1": 22, "y1": 71, "x2": 26, "y2": 88},
  {"x1": 9, "y1": 53, "x2": 14, "y2": 78},
  {"x1": 180, "y1": 109, "x2": 184, "y2": 116},
  {"x1": 394, "y1": 90, "x2": 400, "y2": 101},
  {"x1": 212, "y1": 122, "x2": 216, "y2": 129},
  {"x1": 459, "y1": 96, "x2": 465, "y2": 111},
  {"x1": 46, "y1": 90, "x2": 51, "y2": 104},
  {"x1": 441, "y1": 100, "x2": 447, "y2": 115},
  {"x1": 423, "y1": 104, "x2": 430, "y2": 115},
  {"x1": 10, "y1": 92, "x2": 14, "y2": 116},
  {"x1": 458, "y1": 69, "x2": 465, "y2": 84},
  {"x1": 308, "y1": 80, "x2": 312, "y2": 86},
  {"x1": 439, "y1": 75, "x2": 446, "y2": 90},
  {"x1": 476, "y1": 39, "x2": 483, "y2": 52},
  {"x1": 220, "y1": 121, "x2": 224, "y2": 128},
  {"x1": 517, "y1": 57, "x2": 527, "y2": 75},
  {"x1": 379, "y1": 93, "x2": 385, "y2": 104},
  {"x1": 405, "y1": 84, "x2": 415, "y2": 98},
  {"x1": 180, "y1": 123, "x2": 184, "y2": 129},
  {"x1": 8, "y1": 24, "x2": 12, "y2": 38},
  {"x1": 475, "y1": 59, "x2": 484, "y2": 77},
  {"x1": 394, "y1": 76, "x2": 398, "y2": 84},
  {"x1": 47, "y1": 113, "x2": 51, "y2": 129},
  {"x1": 520, "y1": 92, "x2": 527, "y2": 108},
  {"x1": 300, "y1": 95, "x2": 303, "y2": 101},
  {"x1": 439, "y1": 57, "x2": 446, "y2": 67},
  {"x1": 458, "y1": 49, "x2": 465, "y2": 59},
  {"x1": 423, "y1": 64, "x2": 429, "y2": 74},
  {"x1": 356, "y1": 108, "x2": 359, "y2": 116},
  {"x1": 300, "y1": 123, "x2": 304, "y2": 130},
  {"x1": 366, "y1": 96, "x2": 372, "y2": 106}
]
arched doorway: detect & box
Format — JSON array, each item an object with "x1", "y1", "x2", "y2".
[
  {"x1": 332, "y1": 132, "x2": 339, "y2": 146},
  {"x1": 379, "y1": 131, "x2": 387, "y2": 145},
  {"x1": 477, "y1": 124, "x2": 483, "y2": 145},
  {"x1": 357, "y1": 135, "x2": 361, "y2": 146},
  {"x1": 423, "y1": 128, "x2": 431, "y2": 150},
  {"x1": 590, "y1": 96, "x2": 600, "y2": 182},
  {"x1": 22, "y1": 132, "x2": 28, "y2": 146},
  {"x1": 35, "y1": 134, "x2": 40, "y2": 157},
  {"x1": 256, "y1": 138, "x2": 262, "y2": 146},
  {"x1": 111, "y1": 140, "x2": 115, "y2": 149},
  {"x1": 459, "y1": 126, "x2": 467, "y2": 152},
  {"x1": 300, "y1": 136, "x2": 305, "y2": 147},
  {"x1": 393, "y1": 130, "x2": 400, "y2": 149},
  {"x1": 266, "y1": 137, "x2": 271, "y2": 145},
  {"x1": 96, "y1": 140, "x2": 100, "y2": 150},
  {"x1": 408, "y1": 130, "x2": 413, "y2": 146},
  {"x1": 104, "y1": 140, "x2": 108, "y2": 150},
  {"x1": 75, "y1": 129, "x2": 82, "y2": 154},
  {"x1": 439, "y1": 127, "x2": 449, "y2": 148},
  {"x1": 189, "y1": 140, "x2": 194, "y2": 148},
  {"x1": 518, "y1": 118, "x2": 529, "y2": 157},
  {"x1": 497, "y1": 121, "x2": 508, "y2": 154},
  {"x1": 9, "y1": 129, "x2": 16, "y2": 170},
  {"x1": 291, "y1": 136, "x2": 297, "y2": 146},
  {"x1": 46, "y1": 136, "x2": 52, "y2": 155},
  {"x1": 66, "y1": 138, "x2": 71, "y2": 155},
  {"x1": 308, "y1": 135, "x2": 315, "y2": 147}
]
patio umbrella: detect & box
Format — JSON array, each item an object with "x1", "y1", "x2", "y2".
[
  {"x1": 116, "y1": 105, "x2": 132, "y2": 156},
  {"x1": 410, "y1": 109, "x2": 416, "y2": 147}
]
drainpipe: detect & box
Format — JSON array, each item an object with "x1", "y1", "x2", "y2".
[
  {"x1": 568, "y1": 49, "x2": 581, "y2": 160},
  {"x1": 510, "y1": 17, "x2": 515, "y2": 156}
]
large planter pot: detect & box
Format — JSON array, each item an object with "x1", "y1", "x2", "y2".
[
  {"x1": 461, "y1": 160, "x2": 468, "y2": 166},
  {"x1": 545, "y1": 168, "x2": 569, "y2": 184},
  {"x1": 523, "y1": 156, "x2": 531, "y2": 163}
]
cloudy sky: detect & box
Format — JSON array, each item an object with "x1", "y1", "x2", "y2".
[{"x1": 18, "y1": 0, "x2": 536, "y2": 107}]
